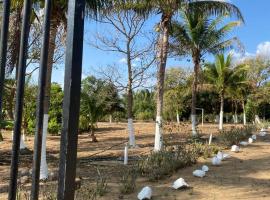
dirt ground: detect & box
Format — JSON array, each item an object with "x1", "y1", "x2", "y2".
[{"x1": 0, "y1": 122, "x2": 270, "y2": 199}]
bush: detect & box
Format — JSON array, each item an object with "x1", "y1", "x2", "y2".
[
  {"x1": 48, "y1": 118, "x2": 61, "y2": 134},
  {"x1": 120, "y1": 167, "x2": 138, "y2": 194},
  {"x1": 136, "y1": 111, "x2": 154, "y2": 121},
  {"x1": 192, "y1": 143, "x2": 221, "y2": 159},
  {"x1": 0, "y1": 120, "x2": 14, "y2": 130},
  {"x1": 138, "y1": 145, "x2": 200, "y2": 181},
  {"x1": 219, "y1": 126, "x2": 253, "y2": 147}
]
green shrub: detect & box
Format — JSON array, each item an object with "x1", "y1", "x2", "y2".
[
  {"x1": 219, "y1": 127, "x2": 253, "y2": 147},
  {"x1": 192, "y1": 143, "x2": 221, "y2": 159},
  {"x1": 0, "y1": 120, "x2": 14, "y2": 130},
  {"x1": 48, "y1": 118, "x2": 61, "y2": 134},
  {"x1": 138, "y1": 145, "x2": 200, "y2": 181}
]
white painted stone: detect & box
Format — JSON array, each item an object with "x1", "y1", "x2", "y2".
[
  {"x1": 172, "y1": 178, "x2": 189, "y2": 189},
  {"x1": 193, "y1": 170, "x2": 205, "y2": 178},
  {"x1": 231, "y1": 145, "x2": 240, "y2": 152},
  {"x1": 137, "y1": 186, "x2": 152, "y2": 200},
  {"x1": 248, "y1": 138, "x2": 253, "y2": 144},
  {"x1": 252, "y1": 134, "x2": 257, "y2": 140},
  {"x1": 202, "y1": 165, "x2": 209, "y2": 172},
  {"x1": 212, "y1": 156, "x2": 221, "y2": 166},
  {"x1": 239, "y1": 141, "x2": 248, "y2": 146}
]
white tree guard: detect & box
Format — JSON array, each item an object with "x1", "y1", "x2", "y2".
[
  {"x1": 154, "y1": 116, "x2": 162, "y2": 151},
  {"x1": 219, "y1": 111, "x2": 223, "y2": 130},
  {"x1": 191, "y1": 114, "x2": 197, "y2": 136},
  {"x1": 176, "y1": 112, "x2": 180, "y2": 124},
  {"x1": 127, "y1": 118, "x2": 136, "y2": 147},
  {"x1": 124, "y1": 145, "x2": 128, "y2": 165},
  {"x1": 40, "y1": 114, "x2": 49, "y2": 180}
]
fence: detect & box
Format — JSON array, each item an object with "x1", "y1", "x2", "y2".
[{"x1": 0, "y1": 0, "x2": 85, "y2": 199}]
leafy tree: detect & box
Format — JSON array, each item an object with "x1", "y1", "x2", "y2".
[
  {"x1": 133, "y1": 89, "x2": 155, "y2": 120},
  {"x1": 170, "y1": 10, "x2": 241, "y2": 135},
  {"x1": 80, "y1": 76, "x2": 120, "y2": 142},
  {"x1": 204, "y1": 54, "x2": 247, "y2": 130}
]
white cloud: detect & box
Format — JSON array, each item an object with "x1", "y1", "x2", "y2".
[
  {"x1": 119, "y1": 58, "x2": 127, "y2": 63},
  {"x1": 256, "y1": 41, "x2": 270, "y2": 58}
]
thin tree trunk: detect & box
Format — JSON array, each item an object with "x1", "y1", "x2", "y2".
[
  {"x1": 219, "y1": 93, "x2": 224, "y2": 130},
  {"x1": 109, "y1": 114, "x2": 112, "y2": 123},
  {"x1": 40, "y1": 19, "x2": 58, "y2": 180},
  {"x1": 191, "y1": 54, "x2": 200, "y2": 136},
  {"x1": 176, "y1": 110, "x2": 180, "y2": 124},
  {"x1": 127, "y1": 41, "x2": 135, "y2": 147},
  {"x1": 234, "y1": 102, "x2": 238, "y2": 123},
  {"x1": 7, "y1": 86, "x2": 15, "y2": 120},
  {"x1": 154, "y1": 14, "x2": 171, "y2": 151},
  {"x1": 242, "y1": 101, "x2": 246, "y2": 125}
]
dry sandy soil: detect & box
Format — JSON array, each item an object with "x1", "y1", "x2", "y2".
[{"x1": 0, "y1": 122, "x2": 270, "y2": 199}]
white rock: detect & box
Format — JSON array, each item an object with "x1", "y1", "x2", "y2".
[
  {"x1": 216, "y1": 151, "x2": 224, "y2": 160},
  {"x1": 259, "y1": 131, "x2": 266, "y2": 137},
  {"x1": 193, "y1": 170, "x2": 206, "y2": 178},
  {"x1": 212, "y1": 156, "x2": 221, "y2": 166},
  {"x1": 248, "y1": 138, "x2": 253, "y2": 144},
  {"x1": 137, "y1": 186, "x2": 152, "y2": 200},
  {"x1": 252, "y1": 135, "x2": 257, "y2": 140},
  {"x1": 202, "y1": 165, "x2": 209, "y2": 172},
  {"x1": 222, "y1": 153, "x2": 231, "y2": 159},
  {"x1": 239, "y1": 141, "x2": 248, "y2": 146},
  {"x1": 261, "y1": 128, "x2": 267, "y2": 132},
  {"x1": 172, "y1": 178, "x2": 189, "y2": 189},
  {"x1": 231, "y1": 145, "x2": 240, "y2": 152}
]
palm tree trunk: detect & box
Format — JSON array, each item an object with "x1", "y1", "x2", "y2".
[
  {"x1": 242, "y1": 101, "x2": 246, "y2": 125},
  {"x1": 219, "y1": 93, "x2": 224, "y2": 130},
  {"x1": 191, "y1": 54, "x2": 200, "y2": 136},
  {"x1": 40, "y1": 19, "x2": 58, "y2": 180},
  {"x1": 154, "y1": 14, "x2": 171, "y2": 151}
]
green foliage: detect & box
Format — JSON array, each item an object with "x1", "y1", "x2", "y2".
[
  {"x1": 138, "y1": 145, "x2": 200, "y2": 181},
  {"x1": 219, "y1": 126, "x2": 254, "y2": 147},
  {"x1": 80, "y1": 76, "x2": 122, "y2": 136},
  {"x1": 48, "y1": 118, "x2": 61, "y2": 135},
  {"x1": 133, "y1": 89, "x2": 155, "y2": 120},
  {"x1": 0, "y1": 120, "x2": 14, "y2": 130}
]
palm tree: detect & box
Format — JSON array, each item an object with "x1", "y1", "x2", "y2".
[
  {"x1": 130, "y1": 0, "x2": 243, "y2": 150},
  {"x1": 170, "y1": 11, "x2": 241, "y2": 135},
  {"x1": 204, "y1": 54, "x2": 247, "y2": 130}
]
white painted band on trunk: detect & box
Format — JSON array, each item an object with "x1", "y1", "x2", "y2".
[
  {"x1": 127, "y1": 118, "x2": 136, "y2": 147},
  {"x1": 154, "y1": 116, "x2": 162, "y2": 151},
  {"x1": 124, "y1": 145, "x2": 128, "y2": 165},
  {"x1": 20, "y1": 133, "x2": 27, "y2": 150},
  {"x1": 219, "y1": 111, "x2": 224, "y2": 130},
  {"x1": 191, "y1": 114, "x2": 197, "y2": 136},
  {"x1": 40, "y1": 114, "x2": 49, "y2": 180},
  {"x1": 176, "y1": 112, "x2": 180, "y2": 124}
]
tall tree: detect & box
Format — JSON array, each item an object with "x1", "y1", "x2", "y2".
[
  {"x1": 204, "y1": 54, "x2": 247, "y2": 130},
  {"x1": 92, "y1": 10, "x2": 155, "y2": 146},
  {"x1": 170, "y1": 11, "x2": 241, "y2": 135},
  {"x1": 129, "y1": 0, "x2": 243, "y2": 150}
]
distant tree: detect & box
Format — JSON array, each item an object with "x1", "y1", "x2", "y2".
[
  {"x1": 80, "y1": 76, "x2": 121, "y2": 142},
  {"x1": 164, "y1": 68, "x2": 191, "y2": 122},
  {"x1": 170, "y1": 11, "x2": 241, "y2": 135},
  {"x1": 133, "y1": 89, "x2": 155, "y2": 121}
]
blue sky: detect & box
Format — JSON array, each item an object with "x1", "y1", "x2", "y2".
[{"x1": 43, "y1": 0, "x2": 270, "y2": 86}]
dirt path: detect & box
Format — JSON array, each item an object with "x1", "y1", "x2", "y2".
[{"x1": 120, "y1": 134, "x2": 270, "y2": 200}]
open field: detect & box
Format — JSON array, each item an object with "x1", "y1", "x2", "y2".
[{"x1": 1, "y1": 122, "x2": 270, "y2": 199}]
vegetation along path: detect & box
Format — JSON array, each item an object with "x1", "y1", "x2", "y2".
[{"x1": 123, "y1": 134, "x2": 270, "y2": 200}]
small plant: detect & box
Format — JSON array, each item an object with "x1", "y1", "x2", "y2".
[
  {"x1": 120, "y1": 166, "x2": 138, "y2": 194},
  {"x1": 96, "y1": 168, "x2": 108, "y2": 196},
  {"x1": 41, "y1": 184, "x2": 57, "y2": 200},
  {"x1": 16, "y1": 185, "x2": 30, "y2": 200}
]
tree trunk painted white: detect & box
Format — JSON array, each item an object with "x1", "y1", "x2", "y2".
[
  {"x1": 124, "y1": 144, "x2": 128, "y2": 165},
  {"x1": 191, "y1": 114, "x2": 197, "y2": 136},
  {"x1": 127, "y1": 118, "x2": 136, "y2": 147},
  {"x1": 109, "y1": 114, "x2": 112, "y2": 123},
  {"x1": 176, "y1": 111, "x2": 180, "y2": 124},
  {"x1": 242, "y1": 102, "x2": 246, "y2": 125},
  {"x1": 219, "y1": 111, "x2": 224, "y2": 130},
  {"x1": 20, "y1": 133, "x2": 27, "y2": 150},
  {"x1": 255, "y1": 115, "x2": 261, "y2": 124},
  {"x1": 40, "y1": 114, "x2": 49, "y2": 180},
  {"x1": 154, "y1": 116, "x2": 163, "y2": 151}
]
